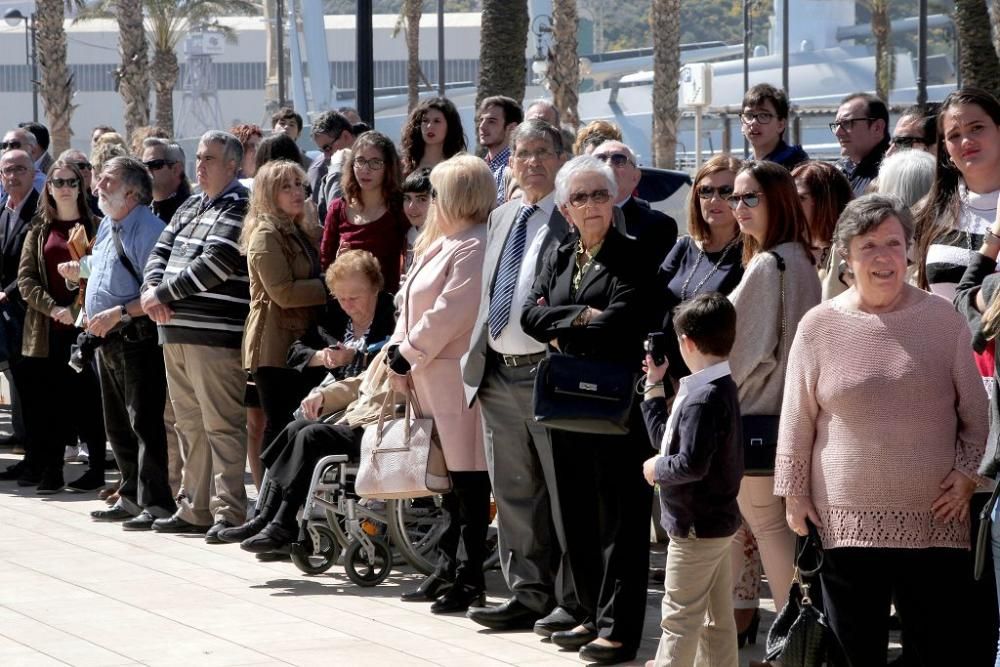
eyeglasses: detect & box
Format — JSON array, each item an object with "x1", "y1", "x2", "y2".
[
  {"x1": 353, "y1": 157, "x2": 385, "y2": 171},
  {"x1": 513, "y1": 148, "x2": 556, "y2": 162},
  {"x1": 593, "y1": 152, "x2": 633, "y2": 168},
  {"x1": 727, "y1": 192, "x2": 763, "y2": 209},
  {"x1": 740, "y1": 112, "x2": 775, "y2": 125},
  {"x1": 0, "y1": 141, "x2": 22, "y2": 151},
  {"x1": 49, "y1": 177, "x2": 79, "y2": 189},
  {"x1": 567, "y1": 189, "x2": 611, "y2": 208},
  {"x1": 70, "y1": 161, "x2": 92, "y2": 171},
  {"x1": 0, "y1": 165, "x2": 28, "y2": 177},
  {"x1": 829, "y1": 117, "x2": 876, "y2": 134},
  {"x1": 317, "y1": 142, "x2": 335, "y2": 154},
  {"x1": 143, "y1": 159, "x2": 176, "y2": 171},
  {"x1": 889, "y1": 136, "x2": 926, "y2": 149},
  {"x1": 696, "y1": 184, "x2": 734, "y2": 200}
]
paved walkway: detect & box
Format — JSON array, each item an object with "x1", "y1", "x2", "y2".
[{"x1": 0, "y1": 449, "x2": 774, "y2": 667}]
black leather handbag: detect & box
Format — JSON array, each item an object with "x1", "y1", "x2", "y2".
[{"x1": 532, "y1": 353, "x2": 637, "y2": 435}]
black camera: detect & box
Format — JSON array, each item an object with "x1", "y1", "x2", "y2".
[
  {"x1": 68, "y1": 331, "x2": 105, "y2": 373},
  {"x1": 644, "y1": 332, "x2": 667, "y2": 366}
]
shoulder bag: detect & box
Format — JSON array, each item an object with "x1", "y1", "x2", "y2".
[
  {"x1": 533, "y1": 353, "x2": 638, "y2": 435},
  {"x1": 743, "y1": 250, "x2": 786, "y2": 475}
]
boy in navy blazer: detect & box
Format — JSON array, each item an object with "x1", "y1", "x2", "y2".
[{"x1": 640, "y1": 292, "x2": 743, "y2": 666}]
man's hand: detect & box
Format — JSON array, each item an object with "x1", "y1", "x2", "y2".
[
  {"x1": 57, "y1": 261, "x2": 80, "y2": 282},
  {"x1": 642, "y1": 456, "x2": 660, "y2": 486},
  {"x1": 140, "y1": 289, "x2": 161, "y2": 314},
  {"x1": 300, "y1": 391, "x2": 325, "y2": 420},
  {"x1": 87, "y1": 306, "x2": 121, "y2": 337},
  {"x1": 0, "y1": 291, "x2": 9, "y2": 304},
  {"x1": 50, "y1": 306, "x2": 74, "y2": 326},
  {"x1": 643, "y1": 353, "x2": 669, "y2": 386},
  {"x1": 145, "y1": 303, "x2": 174, "y2": 324}
]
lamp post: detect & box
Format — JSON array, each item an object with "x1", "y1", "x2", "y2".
[
  {"x1": 357, "y1": 0, "x2": 374, "y2": 127},
  {"x1": 5, "y1": 8, "x2": 37, "y2": 122},
  {"x1": 275, "y1": 0, "x2": 286, "y2": 107}
]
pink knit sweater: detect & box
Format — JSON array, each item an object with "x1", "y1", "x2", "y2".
[{"x1": 774, "y1": 287, "x2": 988, "y2": 550}]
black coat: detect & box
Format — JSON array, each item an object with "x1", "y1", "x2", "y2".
[
  {"x1": 0, "y1": 189, "x2": 39, "y2": 303},
  {"x1": 620, "y1": 196, "x2": 678, "y2": 271},
  {"x1": 286, "y1": 290, "x2": 396, "y2": 372}
]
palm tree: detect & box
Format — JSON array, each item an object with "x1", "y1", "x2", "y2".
[
  {"x1": 868, "y1": 0, "x2": 892, "y2": 103},
  {"x1": 956, "y1": 0, "x2": 1000, "y2": 96},
  {"x1": 549, "y1": 0, "x2": 579, "y2": 130},
  {"x1": 651, "y1": 0, "x2": 681, "y2": 169},
  {"x1": 37, "y1": 1, "x2": 86, "y2": 155},
  {"x1": 476, "y1": 0, "x2": 529, "y2": 109},
  {"x1": 115, "y1": 0, "x2": 150, "y2": 144},
  {"x1": 398, "y1": 0, "x2": 424, "y2": 113}
]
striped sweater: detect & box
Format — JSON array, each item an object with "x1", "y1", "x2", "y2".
[{"x1": 142, "y1": 180, "x2": 250, "y2": 348}]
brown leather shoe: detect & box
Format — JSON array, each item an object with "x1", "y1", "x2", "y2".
[{"x1": 98, "y1": 485, "x2": 119, "y2": 501}]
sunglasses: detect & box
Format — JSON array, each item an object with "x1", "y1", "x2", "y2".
[
  {"x1": 143, "y1": 159, "x2": 176, "y2": 171},
  {"x1": 0, "y1": 141, "x2": 22, "y2": 151},
  {"x1": 594, "y1": 152, "x2": 633, "y2": 168},
  {"x1": 696, "y1": 184, "x2": 734, "y2": 200},
  {"x1": 49, "y1": 177, "x2": 79, "y2": 189},
  {"x1": 568, "y1": 189, "x2": 611, "y2": 208},
  {"x1": 727, "y1": 192, "x2": 763, "y2": 209},
  {"x1": 70, "y1": 161, "x2": 92, "y2": 171},
  {"x1": 353, "y1": 157, "x2": 385, "y2": 171},
  {"x1": 890, "y1": 136, "x2": 926, "y2": 149}
]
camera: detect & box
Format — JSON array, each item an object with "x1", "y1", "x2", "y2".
[
  {"x1": 644, "y1": 332, "x2": 667, "y2": 366},
  {"x1": 68, "y1": 331, "x2": 105, "y2": 373}
]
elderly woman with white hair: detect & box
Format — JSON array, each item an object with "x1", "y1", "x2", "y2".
[
  {"x1": 521, "y1": 155, "x2": 655, "y2": 665},
  {"x1": 877, "y1": 147, "x2": 936, "y2": 207}
]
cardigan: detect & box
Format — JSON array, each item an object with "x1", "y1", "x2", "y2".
[{"x1": 774, "y1": 288, "x2": 988, "y2": 549}]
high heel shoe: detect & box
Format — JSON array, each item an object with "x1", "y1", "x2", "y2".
[{"x1": 737, "y1": 608, "x2": 760, "y2": 648}]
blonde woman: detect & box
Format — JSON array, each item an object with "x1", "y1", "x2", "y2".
[
  {"x1": 241, "y1": 160, "x2": 327, "y2": 482},
  {"x1": 387, "y1": 154, "x2": 492, "y2": 613}
]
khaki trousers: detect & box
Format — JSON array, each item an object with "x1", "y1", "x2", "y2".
[
  {"x1": 163, "y1": 395, "x2": 183, "y2": 496},
  {"x1": 164, "y1": 343, "x2": 247, "y2": 526},
  {"x1": 653, "y1": 535, "x2": 738, "y2": 667},
  {"x1": 734, "y1": 474, "x2": 796, "y2": 611}
]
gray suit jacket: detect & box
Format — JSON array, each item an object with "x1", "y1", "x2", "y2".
[{"x1": 461, "y1": 198, "x2": 571, "y2": 405}]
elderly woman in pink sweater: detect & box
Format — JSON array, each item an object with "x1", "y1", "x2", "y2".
[{"x1": 776, "y1": 194, "x2": 988, "y2": 666}]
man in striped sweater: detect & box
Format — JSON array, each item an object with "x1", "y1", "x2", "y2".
[{"x1": 140, "y1": 130, "x2": 251, "y2": 542}]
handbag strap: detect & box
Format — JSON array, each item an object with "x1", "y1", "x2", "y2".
[{"x1": 767, "y1": 250, "x2": 787, "y2": 358}]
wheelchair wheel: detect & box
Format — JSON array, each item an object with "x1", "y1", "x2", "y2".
[
  {"x1": 386, "y1": 496, "x2": 448, "y2": 575},
  {"x1": 290, "y1": 525, "x2": 340, "y2": 575},
  {"x1": 344, "y1": 537, "x2": 392, "y2": 587}
]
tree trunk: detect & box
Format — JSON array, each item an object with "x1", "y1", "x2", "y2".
[
  {"x1": 116, "y1": 0, "x2": 150, "y2": 144},
  {"x1": 651, "y1": 0, "x2": 681, "y2": 169},
  {"x1": 152, "y1": 46, "x2": 180, "y2": 137},
  {"x1": 550, "y1": 0, "x2": 579, "y2": 130},
  {"x1": 992, "y1": 0, "x2": 1000, "y2": 64},
  {"x1": 476, "y1": 0, "x2": 529, "y2": 109},
  {"x1": 870, "y1": 0, "x2": 892, "y2": 103},
  {"x1": 404, "y1": 0, "x2": 423, "y2": 113},
  {"x1": 955, "y1": 0, "x2": 1000, "y2": 97},
  {"x1": 262, "y1": 0, "x2": 280, "y2": 118},
  {"x1": 36, "y1": 0, "x2": 74, "y2": 155}
]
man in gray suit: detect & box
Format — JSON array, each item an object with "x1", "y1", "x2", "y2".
[{"x1": 462, "y1": 120, "x2": 579, "y2": 634}]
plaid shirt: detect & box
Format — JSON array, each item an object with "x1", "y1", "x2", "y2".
[{"x1": 486, "y1": 145, "x2": 511, "y2": 205}]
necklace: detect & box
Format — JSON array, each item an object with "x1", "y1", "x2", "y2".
[{"x1": 680, "y1": 235, "x2": 740, "y2": 300}]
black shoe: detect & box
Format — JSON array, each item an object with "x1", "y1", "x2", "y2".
[
  {"x1": 737, "y1": 608, "x2": 761, "y2": 648},
  {"x1": 0, "y1": 462, "x2": 23, "y2": 480},
  {"x1": 66, "y1": 471, "x2": 106, "y2": 493},
  {"x1": 16, "y1": 471, "x2": 42, "y2": 487},
  {"x1": 35, "y1": 474, "x2": 65, "y2": 495},
  {"x1": 578, "y1": 641, "x2": 635, "y2": 665},
  {"x1": 0, "y1": 435, "x2": 22, "y2": 447},
  {"x1": 205, "y1": 520, "x2": 235, "y2": 544},
  {"x1": 550, "y1": 627, "x2": 598, "y2": 650},
  {"x1": 401, "y1": 573, "x2": 454, "y2": 602},
  {"x1": 122, "y1": 511, "x2": 157, "y2": 531},
  {"x1": 467, "y1": 598, "x2": 541, "y2": 630},
  {"x1": 534, "y1": 606, "x2": 579, "y2": 638},
  {"x1": 240, "y1": 523, "x2": 296, "y2": 554},
  {"x1": 91, "y1": 506, "x2": 133, "y2": 522},
  {"x1": 430, "y1": 583, "x2": 485, "y2": 614},
  {"x1": 255, "y1": 548, "x2": 291, "y2": 561},
  {"x1": 152, "y1": 515, "x2": 210, "y2": 534},
  {"x1": 215, "y1": 515, "x2": 269, "y2": 544}
]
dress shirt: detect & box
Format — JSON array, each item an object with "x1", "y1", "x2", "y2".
[
  {"x1": 85, "y1": 205, "x2": 164, "y2": 316},
  {"x1": 489, "y1": 192, "x2": 555, "y2": 355},
  {"x1": 1, "y1": 195, "x2": 28, "y2": 239},
  {"x1": 486, "y1": 145, "x2": 511, "y2": 204},
  {"x1": 661, "y1": 360, "x2": 732, "y2": 455}
]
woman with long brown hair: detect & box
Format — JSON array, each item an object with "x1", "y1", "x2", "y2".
[
  {"x1": 791, "y1": 160, "x2": 854, "y2": 299},
  {"x1": 399, "y1": 97, "x2": 467, "y2": 175}
]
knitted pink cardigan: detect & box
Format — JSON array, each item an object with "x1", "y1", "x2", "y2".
[{"x1": 774, "y1": 288, "x2": 988, "y2": 549}]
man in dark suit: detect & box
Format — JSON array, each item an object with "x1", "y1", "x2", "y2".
[
  {"x1": 592, "y1": 140, "x2": 678, "y2": 270},
  {"x1": 19, "y1": 122, "x2": 53, "y2": 175},
  {"x1": 0, "y1": 149, "x2": 40, "y2": 481},
  {"x1": 461, "y1": 120, "x2": 580, "y2": 635},
  {"x1": 308, "y1": 111, "x2": 360, "y2": 224}
]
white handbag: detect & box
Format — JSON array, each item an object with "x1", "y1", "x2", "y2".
[{"x1": 355, "y1": 388, "x2": 452, "y2": 499}]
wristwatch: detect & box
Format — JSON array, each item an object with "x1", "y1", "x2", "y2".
[{"x1": 119, "y1": 304, "x2": 132, "y2": 324}]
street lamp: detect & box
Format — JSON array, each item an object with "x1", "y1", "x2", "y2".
[{"x1": 5, "y1": 8, "x2": 38, "y2": 123}]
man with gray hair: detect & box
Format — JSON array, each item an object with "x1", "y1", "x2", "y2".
[
  {"x1": 141, "y1": 138, "x2": 190, "y2": 225},
  {"x1": 0, "y1": 128, "x2": 46, "y2": 196},
  {"x1": 525, "y1": 100, "x2": 560, "y2": 128},
  {"x1": 140, "y1": 130, "x2": 250, "y2": 542},
  {"x1": 56, "y1": 157, "x2": 175, "y2": 516}
]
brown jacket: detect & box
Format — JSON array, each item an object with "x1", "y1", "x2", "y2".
[
  {"x1": 319, "y1": 347, "x2": 393, "y2": 428},
  {"x1": 242, "y1": 213, "x2": 326, "y2": 371}
]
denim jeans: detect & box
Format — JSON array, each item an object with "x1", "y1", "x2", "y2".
[{"x1": 990, "y1": 498, "x2": 1000, "y2": 667}]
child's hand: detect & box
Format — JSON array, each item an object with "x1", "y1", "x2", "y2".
[
  {"x1": 643, "y1": 354, "x2": 668, "y2": 385},
  {"x1": 642, "y1": 455, "x2": 660, "y2": 486}
]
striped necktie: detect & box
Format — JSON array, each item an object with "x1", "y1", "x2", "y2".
[{"x1": 487, "y1": 204, "x2": 539, "y2": 339}]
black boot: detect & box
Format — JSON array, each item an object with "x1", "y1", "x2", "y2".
[{"x1": 217, "y1": 481, "x2": 282, "y2": 544}]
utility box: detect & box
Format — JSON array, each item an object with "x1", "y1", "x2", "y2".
[{"x1": 680, "y1": 63, "x2": 712, "y2": 107}]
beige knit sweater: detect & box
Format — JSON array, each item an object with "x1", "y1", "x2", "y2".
[
  {"x1": 774, "y1": 287, "x2": 988, "y2": 550},
  {"x1": 728, "y1": 242, "x2": 822, "y2": 416}
]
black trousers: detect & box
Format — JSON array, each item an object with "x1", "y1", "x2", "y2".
[
  {"x1": 552, "y1": 423, "x2": 653, "y2": 652},
  {"x1": 821, "y1": 546, "x2": 972, "y2": 666},
  {"x1": 252, "y1": 366, "x2": 322, "y2": 459},
  {"x1": 969, "y1": 492, "x2": 1000, "y2": 666},
  {"x1": 20, "y1": 327, "x2": 105, "y2": 480},
  {"x1": 433, "y1": 470, "x2": 492, "y2": 589},
  {"x1": 96, "y1": 333, "x2": 174, "y2": 514}
]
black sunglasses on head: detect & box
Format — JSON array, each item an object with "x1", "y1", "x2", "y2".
[{"x1": 889, "y1": 136, "x2": 926, "y2": 149}]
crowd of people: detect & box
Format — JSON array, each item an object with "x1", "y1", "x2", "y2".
[{"x1": 0, "y1": 82, "x2": 998, "y2": 667}]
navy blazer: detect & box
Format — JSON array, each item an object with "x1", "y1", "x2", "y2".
[
  {"x1": 621, "y1": 196, "x2": 678, "y2": 271},
  {"x1": 0, "y1": 189, "x2": 39, "y2": 303},
  {"x1": 641, "y1": 375, "x2": 743, "y2": 539}
]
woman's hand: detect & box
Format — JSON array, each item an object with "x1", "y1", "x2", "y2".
[
  {"x1": 50, "y1": 306, "x2": 74, "y2": 326},
  {"x1": 643, "y1": 353, "x2": 668, "y2": 386},
  {"x1": 325, "y1": 345, "x2": 355, "y2": 368},
  {"x1": 785, "y1": 495, "x2": 822, "y2": 536},
  {"x1": 57, "y1": 261, "x2": 80, "y2": 282},
  {"x1": 300, "y1": 391, "x2": 324, "y2": 420},
  {"x1": 931, "y1": 470, "x2": 977, "y2": 522},
  {"x1": 388, "y1": 369, "x2": 409, "y2": 395}
]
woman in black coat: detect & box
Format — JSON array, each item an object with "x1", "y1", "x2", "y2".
[{"x1": 521, "y1": 155, "x2": 656, "y2": 666}]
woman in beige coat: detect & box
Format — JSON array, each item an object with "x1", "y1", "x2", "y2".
[
  {"x1": 386, "y1": 154, "x2": 492, "y2": 613},
  {"x1": 241, "y1": 160, "x2": 327, "y2": 480}
]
